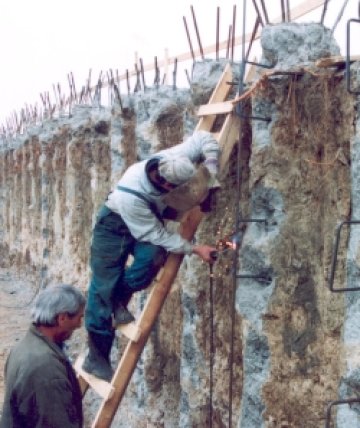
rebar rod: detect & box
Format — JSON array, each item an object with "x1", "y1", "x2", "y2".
[
  {"x1": 140, "y1": 58, "x2": 147, "y2": 91},
  {"x1": 71, "y1": 72, "x2": 77, "y2": 103},
  {"x1": 183, "y1": 16, "x2": 195, "y2": 62},
  {"x1": 126, "y1": 69, "x2": 130, "y2": 95},
  {"x1": 106, "y1": 71, "x2": 113, "y2": 105},
  {"x1": 190, "y1": 5, "x2": 205, "y2": 59},
  {"x1": 216, "y1": 7, "x2": 220, "y2": 60},
  {"x1": 251, "y1": 0, "x2": 264, "y2": 26},
  {"x1": 332, "y1": 0, "x2": 350, "y2": 34},
  {"x1": 259, "y1": 0, "x2": 270, "y2": 24},
  {"x1": 67, "y1": 74, "x2": 73, "y2": 103},
  {"x1": 113, "y1": 83, "x2": 123, "y2": 111},
  {"x1": 320, "y1": 0, "x2": 330, "y2": 24},
  {"x1": 281, "y1": 0, "x2": 286, "y2": 22},
  {"x1": 226, "y1": 25, "x2": 232, "y2": 59},
  {"x1": 286, "y1": 0, "x2": 291, "y2": 21},
  {"x1": 230, "y1": 4, "x2": 247, "y2": 427},
  {"x1": 134, "y1": 63, "x2": 140, "y2": 92},
  {"x1": 209, "y1": 263, "x2": 214, "y2": 428},
  {"x1": 154, "y1": 56, "x2": 160, "y2": 87},
  {"x1": 245, "y1": 17, "x2": 261, "y2": 62},
  {"x1": 185, "y1": 69, "x2": 191, "y2": 86},
  {"x1": 96, "y1": 71, "x2": 102, "y2": 106},
  {"x1": 172, "y1": 58, "x2": 178, "y2": 90},
  {"x1": 231, "y1": 5, "x2": 237, "y2": 61}
]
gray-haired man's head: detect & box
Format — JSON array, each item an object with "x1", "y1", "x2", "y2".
[{"x1": 31, "y1": 284, "x2": 86, "y2": 327}]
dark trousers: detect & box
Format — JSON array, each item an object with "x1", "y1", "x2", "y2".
[{"x1": 85, "y1": 206, "x2": 166, "y2": 337}]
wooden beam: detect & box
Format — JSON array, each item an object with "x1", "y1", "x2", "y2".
[{"x1": 218, "y1": 114, "x2": 241, "y2": 176}]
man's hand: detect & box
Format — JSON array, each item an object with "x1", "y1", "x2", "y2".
[{"x1": 192, "y1": 245, "x2": 218, "y2": 263}]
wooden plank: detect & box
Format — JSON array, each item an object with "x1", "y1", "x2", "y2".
[
  {"x1": 217, "y1": 114, "x2": 241, "y2": 177},
  {"x1": 245, "y1": 59, "x2": 258, "y2": 83},
  {"x1": 195, "y1": 62, "x2": 233, "y2": 132},
  {"x1": 74, "y1": 354, "x2": 115, "y2": 400},
  {"x1": 316, "y1": 55, "x2": 360, "y2": 68},
  {"x1": 197, "y1": 101, "x2": 234, "y2": 117},
  {"x1": 116, "y1": 322, "x2": 142, "y2": 342},
  {"x1": 91, "y1": 208, "x2": 203, "y2": 428}
]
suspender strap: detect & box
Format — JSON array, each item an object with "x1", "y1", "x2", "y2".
[{"x1": 117, "y1": 185, "x2": 164, "y2": 224}]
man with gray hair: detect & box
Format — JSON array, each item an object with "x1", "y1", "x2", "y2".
[
  {"x1": 0, "y1": 284, "x2": 85, "y2": 428},
  {"x1": 83, "y1": 130, "x2": 220, "y2": 381}
]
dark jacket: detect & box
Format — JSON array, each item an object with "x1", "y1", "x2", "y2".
[{"x1": 0, "y1": 325, "x2": 83, "y2": 428}]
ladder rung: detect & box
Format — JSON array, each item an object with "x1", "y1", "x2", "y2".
[
  {"x1": 116, "y1": 321, "x2": 142, "y2": 342},
  {"x1": 74, "y1": 354, "x2": 115, "y2": 400},
  {"x1": 197, "y1": 101, "x2": 234, "y2": 117}
]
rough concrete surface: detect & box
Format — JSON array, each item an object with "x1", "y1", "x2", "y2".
[{"x1": 1, "y1": 23, "x2": 360, "y2": 428}]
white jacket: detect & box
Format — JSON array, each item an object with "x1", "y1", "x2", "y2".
[{"x1": 105, "y1": 131, "x2": 219, "y2": 254}]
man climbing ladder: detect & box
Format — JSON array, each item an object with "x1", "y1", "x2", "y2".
[{"x1": 83, "y1": 130, "x2": 220, "y2": 381}]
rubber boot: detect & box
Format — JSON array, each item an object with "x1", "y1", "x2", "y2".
[
  {"x1": 113, "y1": 290, "x2": 134, "y2": 326},
  {"x1": 82, "y1": 332, "x2": 114, "y2": 381},
  {"x1": 113, "y1": 302, "x2": 135, "y2": 325}
]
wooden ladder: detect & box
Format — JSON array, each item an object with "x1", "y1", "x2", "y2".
[{"x1": 74, "y1": 62, "x2": 241, "y2": 428}]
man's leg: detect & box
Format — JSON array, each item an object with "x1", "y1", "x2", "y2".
[
  {"x1": 124, "y1": 241, "x2": 167, "y2": 292},
  {"x1": 113, "y1": 242, "x2": 166, "y2": 325},
  {"x1": 83, "y1": 207, "x2": 133, "y2": 380}
]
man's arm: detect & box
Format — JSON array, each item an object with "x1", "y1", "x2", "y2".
[{"x1": 120, "y1": 195, "x2": 194, "y2": 254}]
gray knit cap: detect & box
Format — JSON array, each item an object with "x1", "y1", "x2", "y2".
[{"x1": 158, "y1": 156, "x2": 196, "y2": 185}]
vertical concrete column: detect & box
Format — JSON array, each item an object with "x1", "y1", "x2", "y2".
[
  {"x1": 64, "y1": 126, "x2": 93, "y2": 281},
  {"x1": 21, "y1": 140, "x2": 32, "y2": 263},
  {"x1": 13, "y1": 146, "x2": 23, "y2": 261},
  {"x1": 0, "y1": 148, "x2": 5, "y2": 247},
  {"x1": 30, "y1": 136, "x2": 42, "y2": 264},
  {"x1": 90, "y1": 137, "x2": 111, "y2": 225},
  {"x1": 52, "y1": 136, "x2": 67, "y2": 270},
  {"x1": 337, "y1": 69, "x2": 360, "y2": 427},
  {"x1": 39, "y1": 131, "x2": 55, "y2": 286},
  {"x1": 6, "y1": 148, "x2": 16, "y2": 256}
]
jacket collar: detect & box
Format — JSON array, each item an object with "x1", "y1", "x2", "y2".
[{"x1": 29, "y1": 324, "x2": 68, "y2": 360}]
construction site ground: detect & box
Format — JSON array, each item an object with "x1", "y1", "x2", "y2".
[{"x1": 0, "y1": 267, "x2": 37, "y2": 408}]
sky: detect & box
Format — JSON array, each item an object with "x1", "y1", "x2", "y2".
[{"x1": 0, "y1": 0, "x2": 359, "y2": 127}]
